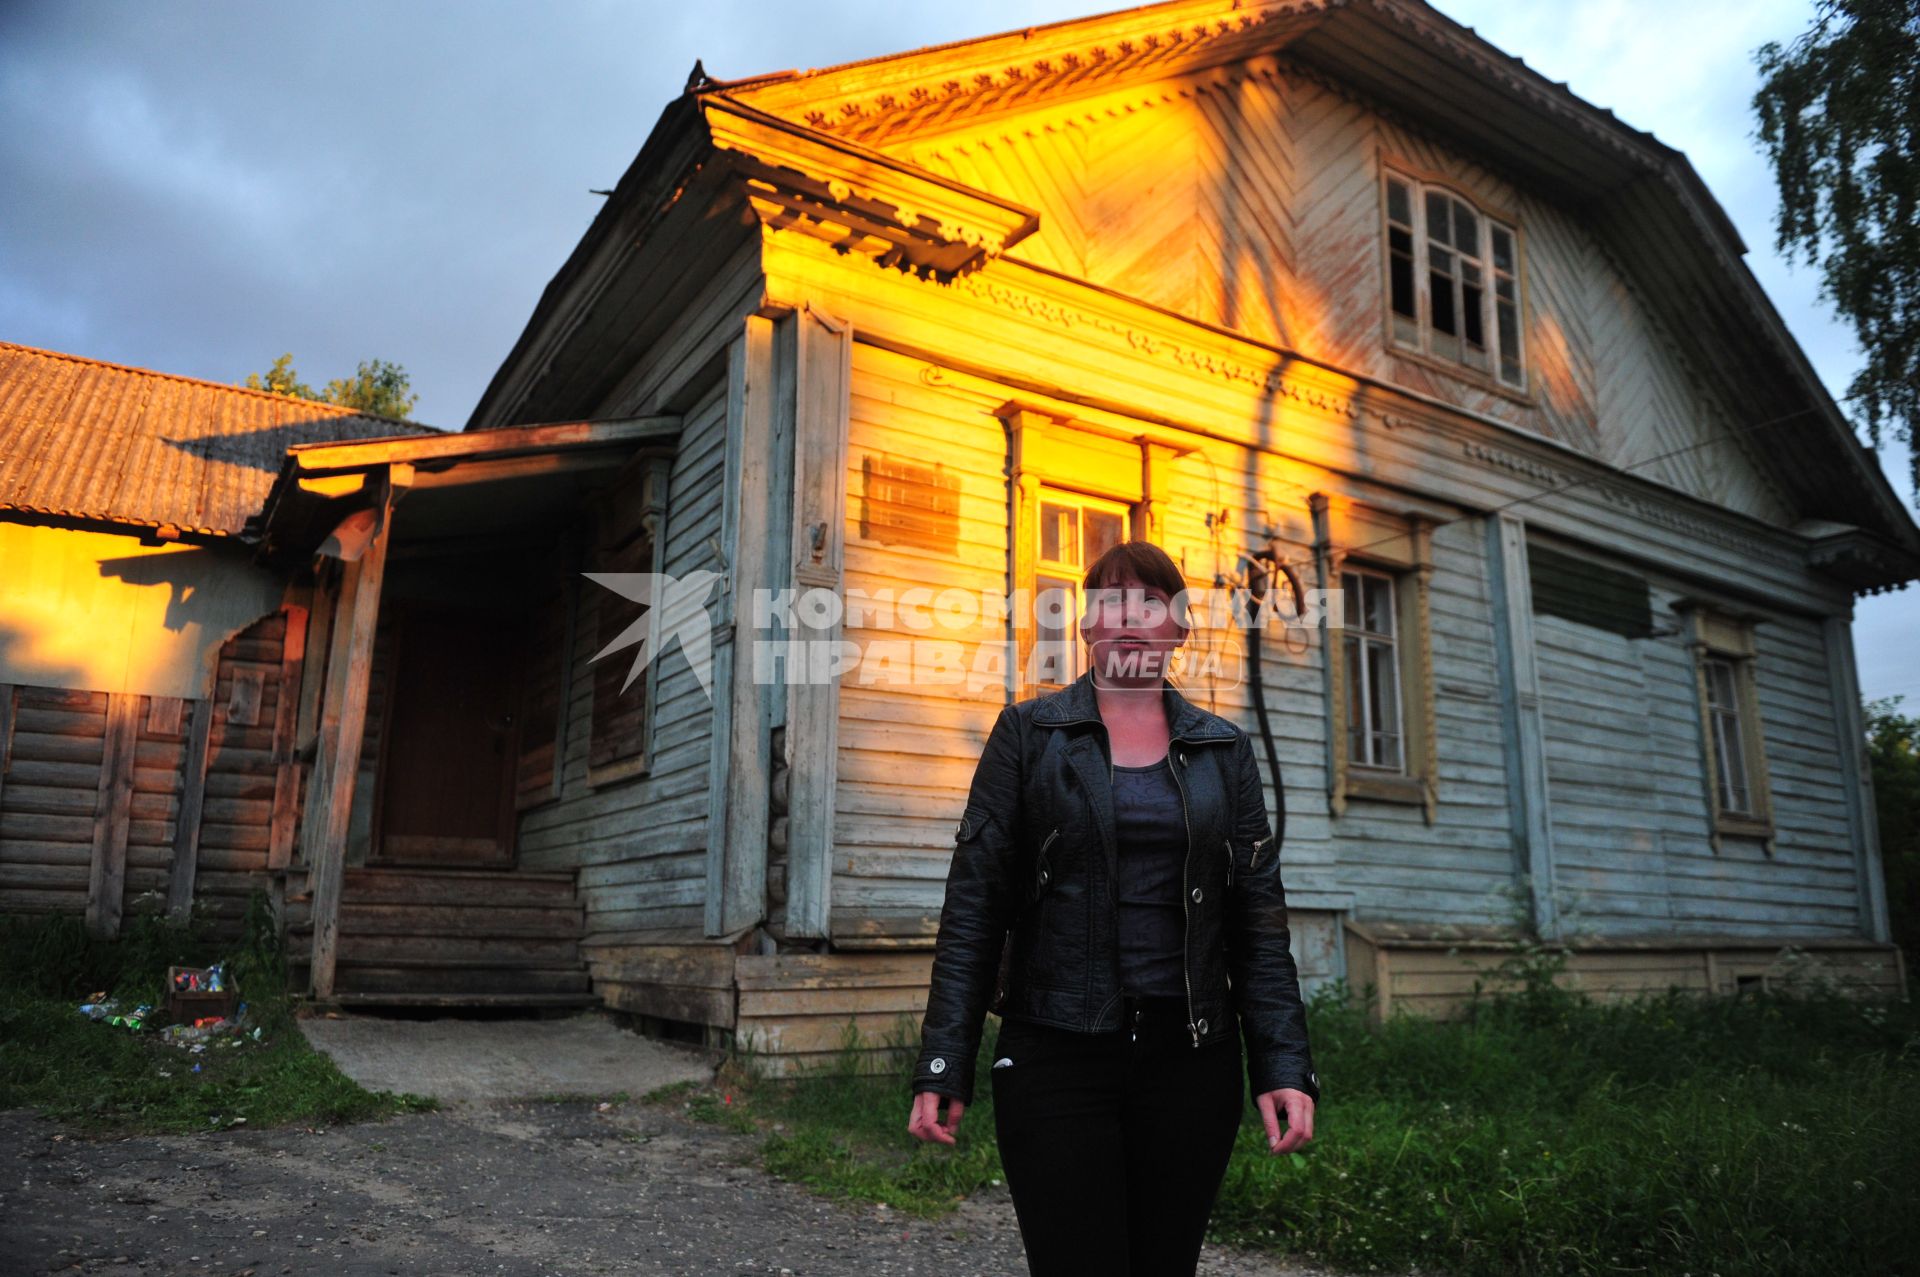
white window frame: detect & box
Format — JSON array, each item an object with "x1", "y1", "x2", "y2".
[
  {"x1": 1031, "y1": 485, "x2": 1132, "y2": 694},
  {"x1": 1341, "y1": 565, "x2": 1406, "y2": 773},
  {"x1": 1382, "y1": 168, "x2": 1526, "y2": 392}
]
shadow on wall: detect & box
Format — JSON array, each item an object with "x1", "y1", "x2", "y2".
[{"x1": 0, "y1": 520, "x2": 283, "y2": 699}]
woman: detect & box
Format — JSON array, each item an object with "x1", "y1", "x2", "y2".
[{"x1": 906, "y1": 540, "x2": 1318, "y2": 1276}]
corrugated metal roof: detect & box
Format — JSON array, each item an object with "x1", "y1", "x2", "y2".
[{"x1": 0, "y1": 342, "x2": 439, "y2": 538}]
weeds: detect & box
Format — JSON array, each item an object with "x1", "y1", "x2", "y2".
[
  {"x1": 675, "y1": 976, "x2": 1920, "y2": 1275},
  {"x1": 0, "y1": 898, "x2": 433, "y2": 1134}
]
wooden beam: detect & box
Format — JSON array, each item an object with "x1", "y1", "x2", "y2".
[
  {"x1": 782, "y1": 305, "x2": 853, "y2": 939},
  {"x1": 85, "y1": 693, "x2": 141, "y2": 938},
  {"x1": 164, "y1": 697, "x2": 216, "y2": 923},
  {"x1": 1486, "y1": 513, "x2": 1559, "y2": 940},
  {"x1": 268, "y1": 602, "x2": 310, "y2": 871},
  {"x1": 707, "y1": 316, "x2": 777, "y2": 938},
  {"x1": 294, "y1": 568, "x2": 337, "y2": 757},
  {"x1": 1824, "y1": 614, "x2": 1892, "y2": 943},
  {"x1": 289, "y1": 416, "x2": 680, "y2": 472},
  {"x1": 304, "y1": 473, "x2": 395, "y2": 998}
]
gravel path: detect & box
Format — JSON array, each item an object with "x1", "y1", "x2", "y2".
[{"x1": 1, "y1": 1099, "x2": 1340, "y2": 1276}]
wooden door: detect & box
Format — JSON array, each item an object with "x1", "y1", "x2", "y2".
[{"x1": 371, "y1": 602, "x2": 524, "y2": 866}]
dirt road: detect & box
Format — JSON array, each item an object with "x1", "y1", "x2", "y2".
[{"x1": 2, "y1": 1101, "x2": 1330, "y2": 1276}]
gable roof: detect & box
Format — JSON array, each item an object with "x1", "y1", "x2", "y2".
[
  {"x1": 476, "y1": 0, "x2": 1919, "y2": 567},
  {"x1": 0, "y1": 342, "x2": 438, "y2": 539}
]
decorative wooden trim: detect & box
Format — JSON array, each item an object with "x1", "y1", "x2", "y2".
[
  {"x1": 85, "y1": 693, "x2": 141, "y2": 938},
  {"x1": 1676, "y1": 600, "x2": 1777, "y2": 855},
  {"x1": 783, "y1": 305, "x2": 853, "y2": 939},
  {"x1": 1319, "y1": 497, "x2": 1437, "y2": 822},
  {"x1": 165, "y1": 697, "x2": 216, "y2": 922}
]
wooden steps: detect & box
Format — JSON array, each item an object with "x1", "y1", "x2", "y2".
[{"x1": 286, "y1": 867, "x2": 597, "y2": 1008}]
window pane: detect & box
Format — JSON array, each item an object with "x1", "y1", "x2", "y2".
[
  {"x1": 1341, "y1": 571, "x2": 1362, "y2": 630},
  {"x1": 1344, "y1": 634, "x2": 1367, "y2": 763},
  {"x1": 1084, "y1": 509, "x2": 1125, "y2": 564},
  {"x1": 1035, "y1": 574, "x2": 1078, "y2": 685},
  {"x1": 1040, "y1": 502, "x2": 1078, "y2": 565},
  {"x1": 1387, "y1": 178, "x2": 1411, "y2": 226},
  {"x1": 1363, "y1": 575, "x2": 1396, "y2": 637},
  {"x1": 1389, "y1": 228, "x2": 1415, "y2": 319},
  {"x1": 1429, "y1": 271, "x2": 1456, "y2": 335},
  {"x1": 1491, "y1": 226, "x2": 1514, "y2": 273},
  {"x1": 1365, "y1": 640, "x2": 1399, "y2": 735},
  {"x1": 1425, "y1": 190, "x2": 1449, "y2": 243},
  {"x1": 1462, "y1": 280, "x2": 1485, "y2": 349},
  {"x1": 1497, "y1": 299, "x2": 1522, "y2": 384},
  {"x1": 1452, "y1": 199, "x2": 1478, "y2": 252}
]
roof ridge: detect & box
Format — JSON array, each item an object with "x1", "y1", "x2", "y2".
[{"x1": 0, "y1": 339, "x2": 437, "y2": 432}]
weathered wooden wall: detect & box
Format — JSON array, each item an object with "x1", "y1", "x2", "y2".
[
  {"x1": 0, "y1": 609, "x2": 293, "y2": 933},
  {"x1": 900, "y1": 60, "x2": 1792, "y2": 526},
  {"x1": 515, "y1": 383, "x2": 728, "y2": 938},
  {"x1": 1536, "y1": 582, "x2": 1869, "y2": 938}
]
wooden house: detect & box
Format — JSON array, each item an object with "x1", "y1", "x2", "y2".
[
  {"x1": 0, "y1": 343, "x2": 433, "y2": 938},
  {"x1": 10, "y1": 0, "x2": 1911, "y2": 1059},
  {"x1": 444, "y1": 0, "x2": 1915, "y2": 1059}
]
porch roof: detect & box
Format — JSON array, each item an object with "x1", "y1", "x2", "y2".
[{"x1": 249, "y1": 414, "x2": 679, "y2": 565}]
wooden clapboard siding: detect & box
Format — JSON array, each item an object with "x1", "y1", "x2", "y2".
[
  {"x1": 735, "y1": 951, "x2": 934, "y2": 1076},
  {"x1": 1330, "y1": 519, "x2": 1518, "y2": 924},
  {"x1": 0, "y1": 686, "x2": 107, "y2": 912},
  {"x1": 187, "y1": 611, "x2": 290, "y2": 927},
  {"x1": 1345, "y1": 923, "x2": 1903, "y2": 1021},
  {"x1": 903, "y1": 59, "x2": 1792, "y2": 526},
  {"x1": 1535, "y1": 576, "x2": 1868, "y2": 940},
  {"x1": 515, "y1": 382, "x2": 729, "y2": 937},
  {"x1": 830, "y1": 344, "x2": 1015, "y2": 931}
]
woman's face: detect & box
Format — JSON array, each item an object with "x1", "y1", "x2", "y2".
[{"x1": 1079, "y1": 568, "x2": 1187, "y2": 682}]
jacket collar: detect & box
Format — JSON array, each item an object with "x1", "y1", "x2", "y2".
[{"x1": 1030, "y1": 670, "x2": 1238, "y2": 743}]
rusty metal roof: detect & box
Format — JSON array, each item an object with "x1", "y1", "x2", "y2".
[{"x1": 0, "y1": 341, "x2": 439, "y2": 538}]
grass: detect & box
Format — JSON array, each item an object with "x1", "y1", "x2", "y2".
[
  {"x1": 669, "y1": 951, "x2": 1920, "y2": 1277},
  {"x1": 0, "y1": 897, "x2": 434, "y2": 1134}
]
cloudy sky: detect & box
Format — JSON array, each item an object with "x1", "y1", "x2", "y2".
[{"x1": 1, "y1": 0, "x2": 1913, "y2": 701}]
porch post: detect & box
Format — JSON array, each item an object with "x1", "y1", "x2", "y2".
[
  {"x1": 780, "y1": 305, "x2": 851, "y2": 940},
  {"x1": 304, "y1": 470, "x2": 398, "y2": 998}
]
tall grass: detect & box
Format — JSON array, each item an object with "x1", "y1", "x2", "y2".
[{"x1": 700, "y1": 963, "x2": 1920, "y2": 1276}]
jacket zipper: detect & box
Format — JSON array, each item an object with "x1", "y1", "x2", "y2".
[
  {"x1": 1168, "y1": 749, "x2": 1199, "y2": 1048},
  {"x1": 1224, "y1": 838, "x2": 1234, "y2": 888}
]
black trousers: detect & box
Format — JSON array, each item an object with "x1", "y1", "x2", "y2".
[{"x1": 989, "y1": 996, "x2": 1244, "y2": 1277}]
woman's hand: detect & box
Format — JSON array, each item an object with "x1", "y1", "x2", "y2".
[
  {"x1": 907, "y1": 1090, "x2": 966, "y2": 1145},
  {"x1": 1255, "y1": 1087, "x2": 1314, "y2": 1155}
]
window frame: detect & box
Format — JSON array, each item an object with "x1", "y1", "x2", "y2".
[
  {"x1": 1030, "y1": 485, "x2": 1133, "y2": 695},
  {"x1": 1340, "y1": 564, "x2": 1407, "y2": 774},
  {"x1": 1314, "y1": 496, "x2": 1438, "y2": 821},
  {"x1": 1380, "y1": 165, "x2": 1528, "y2": 396},
  {"x1": 1679, "y1": 603, "x2": 1775, "y2": 851}
]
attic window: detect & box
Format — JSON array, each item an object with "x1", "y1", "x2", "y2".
[{"x1": 1384, "y1": 172, "x2": 1524, "y2": 390}]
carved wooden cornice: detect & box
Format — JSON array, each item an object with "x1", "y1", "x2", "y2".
[
  {"x1": 701, "y1": 96, "x2": 1039, "y2": 278},
  {"x1": 725, "y1": 0, "x2": 1323, "y2": 146}
]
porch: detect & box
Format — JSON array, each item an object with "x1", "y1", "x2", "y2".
[{"x1": 255, "y1": 417, "x2": 678, "y2": 1006}]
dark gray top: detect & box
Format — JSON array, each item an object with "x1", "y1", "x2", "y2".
[{"x1": 1110, "y1": 756, "x2": 1187, "y2": 998}]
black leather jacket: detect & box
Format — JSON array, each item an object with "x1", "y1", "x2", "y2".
[{"x1": 911, "y1": 672, "x2": 1319, "y2": 1109}]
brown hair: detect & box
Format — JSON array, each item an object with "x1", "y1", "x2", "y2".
[{"x1": 1082, "y1": 540, "x2": 1189, "y2": 632}]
